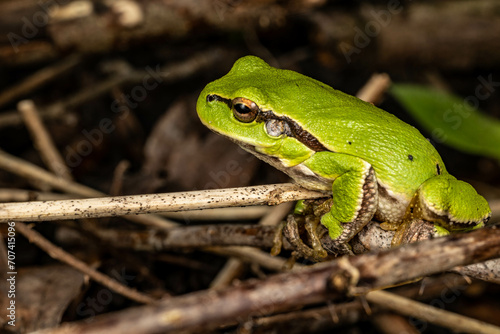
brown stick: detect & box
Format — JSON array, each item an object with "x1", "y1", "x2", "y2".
[
  {"x1": 34, "y1": 227, "x2": 500, "y2": 334},
  {"x1": 90, "y1": 224, "x2": 294, "y2": 251}
]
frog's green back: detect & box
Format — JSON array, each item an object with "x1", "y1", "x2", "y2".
[{"x1": 204, "y1": 56, "x2": 446, "y2": 196}]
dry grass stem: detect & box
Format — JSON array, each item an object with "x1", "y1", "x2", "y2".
[{"x1": 18, "y1": 99, "x2": 73, "y2": 181}]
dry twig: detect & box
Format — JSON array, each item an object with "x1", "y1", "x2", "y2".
[
  {"x1": 209, "y1": 203, "x2": 293, "y2": 289},
  {"x1": 18, "y1": 99, "x2": 73, "y2": 180},
  {"x1": 15, "y1": 222, "x2": 156, "y2": 304},
  {"x1": 207, "y1": 246, "x2": 300, "y2": 272},
  {"x1": 33, "y1": 227, "x2": 500, "y2": 334},
  {"x1": 356, "y1": 73, "x2": 392, "y2": 104},
  {"x1": 366, "y1": 290, "x2": 500, "y2": 334},
  {"x1": 88, "y1": 224, "x2": 291, "y2": 251},
  {"x1": 82, "y1": 220, "x2": 500, "y2": 283},
  {"x1": 162, "y1": 206, "x2": 271, "y2": 221},
  {"x1": 0, "y1": 149, "x2": 101, "y2": 197},
  {"x1": 0, "y1": 189, "x2": 76, "y2": 202},
  {"x1": 0, "y1": 183, "x2": 326, "y2": 222},
  {"x1": 0, "y1": 149, "x2": 176, "y2": 229}
]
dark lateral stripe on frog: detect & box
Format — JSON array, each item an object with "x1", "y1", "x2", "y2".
[
  {"x1": 210, "y1": 94, "x2": 328, "y2": 152},
  {"x1": 258, "y1": 110, "x2": 328, "y2": 152}
]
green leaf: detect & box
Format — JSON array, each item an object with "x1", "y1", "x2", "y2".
[{"x1": 390, "y1": 84, "x2": 500, "y2": 160}]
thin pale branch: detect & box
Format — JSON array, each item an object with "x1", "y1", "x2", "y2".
[
  {"x1": 0, "y1": 189, "x2": 76, "y2": 202},
  {"x1": 206, "y1": 246, "x2": 301, "y2": 272},
  {"x1": 0, "y1": 184, "x2": 326, "y2": 223},
  {"x1": 0, "y1": 149, "x2": 101, "y2": 197},
  {"x1": 18, "y1": 99, "x2": 73, "y2": 181},
  {"x1": 0, "y1": 149, "x2": 178, "y2": 229}
]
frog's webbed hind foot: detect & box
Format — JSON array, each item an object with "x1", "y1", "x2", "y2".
[
  {"x1": 320, "y1": 234, "x2": 354, "y2": 256},
  {"x1": 281, "y1": 214, "x2": 330, "y2": 261},
  {"x1": 271, "y1": 197, "x2": 355, "y2": 261}
]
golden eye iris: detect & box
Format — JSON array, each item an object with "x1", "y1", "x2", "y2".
[{"x1": 231, "y1": 97, "x2": 259, "y2": 123}]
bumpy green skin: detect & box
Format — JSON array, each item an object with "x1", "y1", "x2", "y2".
[{"x1": 197, "y1": 55, "x2": 491, "y2": 244}]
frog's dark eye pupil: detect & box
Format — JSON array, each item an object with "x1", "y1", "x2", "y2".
[
  {"x1": 206, "y1": 94, "x2": 216, "y2": 102},
  {"x1": 231, "y1": 97, "x2": 259, "y2": 123},
  {"x1": 234, "y1": 103, "x2": 251, "y2": 114}
]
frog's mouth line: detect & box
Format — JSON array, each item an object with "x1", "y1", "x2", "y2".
[{"x1": 208, "y1": 94, "x2": 328, "y2": 153}]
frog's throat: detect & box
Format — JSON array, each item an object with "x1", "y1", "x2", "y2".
[
  {"x1": 209, "y1": 94, "x2": 328, "y2": 152},
  {"x1": 235, "y1": 140, "x2": 333, "y2": 192}
]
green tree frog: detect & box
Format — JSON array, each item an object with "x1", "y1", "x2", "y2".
[{"x1": 197, "y1": 55, "x2": 491, "y2": 256}]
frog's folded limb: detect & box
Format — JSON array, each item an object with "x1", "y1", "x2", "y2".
[
  {"x1": 392, "y1": 174, "x2": 491, "y2": 246},
  {"x1": 417, "y1": 174, "x2": 490, "y2": 229},
  {"x1": 304, "y1": 152, "x2": 379, "y2": 244}
]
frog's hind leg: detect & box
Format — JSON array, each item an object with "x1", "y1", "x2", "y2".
[
  {"x1": 320, "y1": 162, "x2": 379, "y2": 250},
  {"x1": 392, "y1": 174, "x2": 491, "y2": 246}
]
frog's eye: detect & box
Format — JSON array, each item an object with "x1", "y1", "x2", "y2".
[{"x1": 231, "y1": 97, "x2": 259, "y2": 123}]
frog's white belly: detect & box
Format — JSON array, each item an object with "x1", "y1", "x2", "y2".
[{"x1": 373, "y1": 182, "x2": 409, "y2": 223}]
